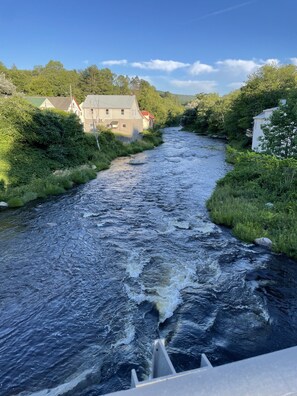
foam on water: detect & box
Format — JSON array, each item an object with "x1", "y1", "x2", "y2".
[
  {"x1": 112, "y1": 320, "x2": 136, "y2": 348},
  {"x1": 19, "y1": 368, "x2": 94, "y2": 396},
  {"x1": 125, "y1": 248, "x2": 150, "y2": 278},
  {"x1": 126, "y1": 260, "x2": 198, "y2": 323}
]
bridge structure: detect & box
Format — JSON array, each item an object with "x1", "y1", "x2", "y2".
[{"x1": 108, "y1": 339, "x2": 297, "y2": 396}]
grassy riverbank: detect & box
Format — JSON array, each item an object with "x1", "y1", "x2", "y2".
[
  {"x1": 0, "y1": 97, "x2": 162, "y2": 208},
  {"x1": 207, "y1": 147, "x2": 297, "y2": 260}
]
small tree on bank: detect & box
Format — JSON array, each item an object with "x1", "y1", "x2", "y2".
[
  {"x1": 260, "y1": 101, "x2": 297, "y2": 158},
  {"x1": 0, "y1": 73, "x2": 16, "y2": 96}
]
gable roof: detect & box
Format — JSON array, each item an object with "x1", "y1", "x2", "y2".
[
  {"x1": 47, "y1": 97, "x2": 73, "y2": 111},
  {"x1": 25, "y1": 97, "x2": 47, "y2": 107},
  {"x1": 141, "y1": 111, "x2": 155, "y2": 119},
  {"x1": 254, "y1": 107, "x2": 278, "y2": 119},
  {"x1": 83, "y1": 95, "x2": 136, "y2": 109}
]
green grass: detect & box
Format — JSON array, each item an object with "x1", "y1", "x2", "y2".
[
  {"x1": 207, "y1": 149, "x2": 297, "y2": 260},
  {"x1": 0, "y1": 129, "x2": 163, "y2": 208}
]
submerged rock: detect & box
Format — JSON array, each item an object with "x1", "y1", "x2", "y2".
[
  {"x1": 254, "y1": 237, "x2": 273, "y2": 249},
  {"x1": 129, "y1": 159, "x2": 146, "y2": 165},
  {"x1": 172, "y1": 220, "x2": 191, "y2": 230}
]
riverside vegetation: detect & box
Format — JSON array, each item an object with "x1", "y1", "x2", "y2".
[
  {"x1": 0, "y1": 97, "x2": 163, "y2": 208},
  {"x1": 181, "y1": 63, "x2": 297, "y2": 260},
  {"x1": 207, "y1": 147, "x2": 297, "y2": 260}
]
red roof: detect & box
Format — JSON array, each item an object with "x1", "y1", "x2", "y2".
[{"x1": 141, "y1": 111, "x2": 155, "y2": 119}]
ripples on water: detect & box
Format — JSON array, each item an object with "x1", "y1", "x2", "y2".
[{"x1": 0, "y1": 128, "x2": 297, "y2": 396}]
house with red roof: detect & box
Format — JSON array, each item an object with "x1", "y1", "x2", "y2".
[{"x1": 141, "y1": 111, "x2": 155, "y2": 130}]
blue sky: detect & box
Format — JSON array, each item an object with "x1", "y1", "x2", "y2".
[{"x1": 1, "y1": 0, "x2": 297, "y2": 95}]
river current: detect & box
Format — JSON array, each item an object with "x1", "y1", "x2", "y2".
[{"x1": 1, "y1": 128, "x2": 297, "y2": 396}]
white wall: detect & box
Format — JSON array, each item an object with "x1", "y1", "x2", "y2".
[{"x1": 252, "y1": 109, "x2": 275, "y2": 152}]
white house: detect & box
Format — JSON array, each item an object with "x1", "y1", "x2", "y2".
[
  {"x1": 47, "y1": 97, "x2": 82, "y2": 118},
  {"x1": 141, "y1": 111, "x2": 155, "y2": 130},
  {"x1": 81, "y1": 95, "x2": 143, "y2": 138},
  {"x1": 252, "y1": 107, "x2": 278, "y2": 151},
  {"x1": 252, "y1": 100, "x2": 286, "y2": 152}
]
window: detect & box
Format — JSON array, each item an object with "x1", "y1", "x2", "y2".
[
  {"x1": 121, "y1": 109, "x2": 124, "y2": 115},
  {"x1": 123, "y1": 124, "x2": 126, "y2": 128},
  {"x1": 106, "y1": 109, "x2": 109, "y2": 115}
]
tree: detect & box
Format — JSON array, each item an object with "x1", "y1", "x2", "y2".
[
  {"x1": 0, "y1": 73, "x2": 16, "y2": 96},
  {"x1": 224, "y1": 64, "x2": 297, "y2": 142},
  {"x1": 260, "y1": 99, "x2": 297, "y2": 158}
]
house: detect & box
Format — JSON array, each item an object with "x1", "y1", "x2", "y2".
[
  {"x1": 81, "y1": 95, "x2": 143, "y2": 138},
  {"x1": 24, "y1": 96, "x2": 82, "y2": 118},
  {"x1": 252, "y1": 100, "x2": 286, "y2": 151},
  {"x1": 24, "y1": 96, "x2": 55, "y2": 109},
  {"x1": 47, "y1": 97, "x2": 82, "y2": 118},
  {"x1": 141, "y1": 111, "x2": 155, "y2": 130}
]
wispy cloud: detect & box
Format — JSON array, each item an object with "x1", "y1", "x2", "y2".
[
  {"x1": 171, "y1": 79, "x2": 217, "y2": 93},
  {"x1": 290, "y1": 58, "x2": 297, "y2": 66},
  {"x1": 131, "y1": 59, "x2": 190, "y2": 72},
  {"x1": 83, "y1": 60, "x2": 89, "y2": 65},
  {"x1": 197, "y1": 1, "x2": 255, "y2": 20},
  {"x1": 102, "y1": 59, "x2": 128, "y2": 66},
  {"x1": 189, "y1": 61, "x2": 217, "y2": 75},
  {"x1": 216, "y1": 59, "x2": 260, "y2": 75}
]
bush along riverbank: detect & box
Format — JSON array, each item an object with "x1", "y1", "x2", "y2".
[
  {"x1": 0, "y1": 97, "x2": 163, "y2": 208},
  {"x1": 207, "y1": 147, "x2": 297, "y2": 260}
]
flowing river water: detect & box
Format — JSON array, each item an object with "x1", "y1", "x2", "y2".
[{"x1": 1, "y1": 127, "x2": 297, "y2": 396}]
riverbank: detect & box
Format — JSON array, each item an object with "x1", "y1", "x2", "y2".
[
  {"x1": 0, "y1": 130, "x2": 163, "y2": 208},
  {"x1": 0, "y1": 96, "x2": 163, "y2": 208},
  {"x1": 207, "y1": 146, "x2": 297, "y2": 260}
]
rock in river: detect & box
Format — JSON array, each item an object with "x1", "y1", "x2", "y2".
[{"x1": 254, "y1": 237, "x2": 273, "y2": 249}]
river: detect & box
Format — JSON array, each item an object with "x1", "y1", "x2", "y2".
[{"x1": 1, "y1": 127, "x2": 297, "y2": 396}]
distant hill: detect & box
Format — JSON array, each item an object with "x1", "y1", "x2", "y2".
[{"x1": 158, "y1": 91, "x2": 195, "y2": 105}]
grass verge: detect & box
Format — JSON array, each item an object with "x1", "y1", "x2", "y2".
[{"x1": 207, "y1": 146, "x2": 297, "y2": 260}]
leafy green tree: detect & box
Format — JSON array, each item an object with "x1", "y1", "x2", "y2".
[
  {"x1": 0, "y1": 73, "x2": 16, "y2": 96},
  {"x1": 260, "y1": 99, "x2": 297, "y2": 158},
  {"x1": 224, "y1": 64, "x2": 297, "y2": 142},
  {"x1": 114, "y1": 75, "x2": 130, "y2": 94}
]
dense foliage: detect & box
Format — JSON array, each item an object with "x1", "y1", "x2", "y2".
[
  {"x1": 260, "y1": 95, "x2": 297, "y2": 158},
  {"x1": 0, "y1": 60, "x2": 183, "y2": 125},
  {"x1": 0, "y1": 97, "x2": 163, "y2": 207},
  {"x1": 182, "y1": 64, "x2": 297, "y2": 146},
  {"x1": 207, "y1": 148, "x2": 297, "y2": 260}
]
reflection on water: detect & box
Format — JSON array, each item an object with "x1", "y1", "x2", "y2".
[{"x1": 0, "y1": 128, "x2": 297, "y2": 396}]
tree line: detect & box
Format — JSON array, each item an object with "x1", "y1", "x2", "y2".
[
  {"x1": 182, "y1": 64, "x2": 297, "y2": 149},
  {"x1": 0, "y1": 60, "x2": 183, "y2": 125}
]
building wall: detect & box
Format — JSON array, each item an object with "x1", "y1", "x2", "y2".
[
  {"x1": 40, "y1": 99, "x2": 55, "y2": 109},
  {"x1": 68, "y1": 100, "x2": 82, "y2": 119},
  {"x1": 252, "y1": 109, "x2": 274, "y2": 151},
  {"x1": 82, "y1": 97, "x2": 143, "y2": 136},
  {"x1": 143, "y1": 117, "x2": 150, "y2": 130}
]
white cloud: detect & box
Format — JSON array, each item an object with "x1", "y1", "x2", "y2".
[
  {"x1": 290, "y1": 58, "x2": 297, "y2": 66},
  {"x1": 189, "y1": 61, "x2": 217, "y2": 75},
  {"x1": 102, "y1": 59, "x2": 128, "y2": 66},
  {"x1": 171, "y1": 79, "x2": 217, "y2": 93},
  {"x1": 216, "y1": 59, "x2": 260, "y2": 75},
  {"x1": 264, "y1": 58, "x2": 280, "y2": 66},
  {"x1": 227, "y1": 81, "x2": 245, "y2": 90},
  {"x1": 131, "y1": 59, "x2": 190, "y2": 72}
]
